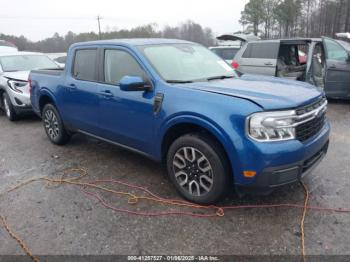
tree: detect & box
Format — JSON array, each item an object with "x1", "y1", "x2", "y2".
[
  {"x1": 239, "y1": 0, "x2": 350, "y2": 40},
  {"x1": 275, "y1": 0, "x2": 302, "y2": 37},
  {"x1": 346, "y1": 0, "x2": 350, "y2": 32},
  {"x1": 0, "y1": 21, "x2": 216, "y2": 53},
  {"x1": 262, "y1": 0, "x2": 279, "y2": 38},
  {"x1": 240, "y1": 0, "x2": 265, "y2": 36}
]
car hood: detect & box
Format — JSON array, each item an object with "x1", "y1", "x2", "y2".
[
  {"x1": 2, "y1": 71, "x2": 29, "y2": 82},
  {"x1": 183, "y1": 74, "x2": 324, "y2": 110}
]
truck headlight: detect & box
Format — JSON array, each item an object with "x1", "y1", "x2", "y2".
[
  {"x1": 247, "y1": 110, "x2": 296, "y2": 141},
  {"x1": 7, "y1": 79, "x2": 27, "y2": 93}
]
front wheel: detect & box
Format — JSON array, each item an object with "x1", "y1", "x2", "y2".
[
  {"x1": 2, "y1": 93, "x2": 18, "y2": 121},
  {"x1": 166, "y1": 133, "x2": 230, "y2": 204},
  {"x1": 42, "y1": 104, "x2": 71, "y2": 145}
]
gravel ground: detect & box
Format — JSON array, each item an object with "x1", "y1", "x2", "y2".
[{"x1": 0, "y1": 101, "x2": 349, "y2": 259}]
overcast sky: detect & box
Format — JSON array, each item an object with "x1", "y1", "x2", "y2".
[{"x1": 0, "y1": 0, "x2": 248, "y2": 41}]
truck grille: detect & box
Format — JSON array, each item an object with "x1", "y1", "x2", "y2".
[
  {"x1": 296, "y1": 112, "x2": 326, "y2": 142},
  {"x1": 295, "y1": 97, "x2": 327, "y2": 142}
]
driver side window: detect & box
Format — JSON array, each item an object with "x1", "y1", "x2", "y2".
[
  {"x1": 104, "y1": 49, "x2": 144, "y2": 85},
  {"x1": 324, "y1": 39, "x2": 348, "y2": 62}
]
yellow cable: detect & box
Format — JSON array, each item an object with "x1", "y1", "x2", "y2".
[
  {"x1": 300, "y1": 181, "x2": 309, "y2": 262},
  {"x1": 0, "y1": 168, "x2": 310, "y2": 262},
  {"x1": 0, "y1": 215, "x2": 40, "y2": 262}
]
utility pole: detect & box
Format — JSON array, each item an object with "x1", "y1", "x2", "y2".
[{"x1": 97, "y1": 15, "x2": 102, "y2": 40}]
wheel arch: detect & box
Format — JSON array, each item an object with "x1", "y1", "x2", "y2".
[
  {"x1": 38, "y1": 89, "x2": 58, "y2": 115},
  {"x1": 159, "y1": 115, "x2": 237, "y2": 180},
  {"x1": 0, "y1": 88, "x2": 5, "y2": 107}
]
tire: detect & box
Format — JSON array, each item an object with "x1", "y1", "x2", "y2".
[
  {"x1": 2, "y1": 93, "x2": 18, "y2": 121},
  {"x1": 166, "y1": 132, "x2": 230, "y2": 204},
  {"x1": 42, "y1": 104, "x2": 71, "y2": 145}
]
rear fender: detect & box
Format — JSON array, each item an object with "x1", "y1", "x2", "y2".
[{"x1": 38, "y1": 88, "x2": 59, "y2": 114}]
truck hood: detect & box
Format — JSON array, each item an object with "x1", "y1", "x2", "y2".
[
  {"x1": 2, "y1": 71, "x2": 29, "y2": 82},
  {"x1": 184, "y1": 74, "x2": 324, "y2": 110}
]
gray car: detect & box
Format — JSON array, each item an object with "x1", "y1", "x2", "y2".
[
  {"x1": 233, "y1": 37, "x2": 350, "y2": 99},
  {"x1": 0, "y1": 52, "x2": 59, "y2": 121}
]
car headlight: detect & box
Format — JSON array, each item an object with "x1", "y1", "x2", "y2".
[
  {"x1": 247, "y1": 110, "x2": 297, "y2": 141},
  {"x1": 7, "y1": 79, "x2": 27, "y2": 93}
]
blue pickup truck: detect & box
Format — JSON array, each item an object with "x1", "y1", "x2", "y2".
[{"x1": 30, "y1": 39, "x2": 330, "y2": 204}]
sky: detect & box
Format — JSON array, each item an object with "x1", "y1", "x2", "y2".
[{"x1": 0, "y1": 0, "x2": 248, "y2": 41}]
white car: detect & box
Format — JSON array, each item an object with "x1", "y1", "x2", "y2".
[
  {"x1": 0, "y1": 40, "x2": 18, "y2": 53},
  {"x1": 209, "y1": 46, "x2": 241, "y2": 65},
  {"x1": 210, "y1": 34, "x2": 260, "y2": 65},
  {"x1": 0, "y1": 52, "x2": 60, "y2": 120},
  {"x1": 46, "y1": 53, "x2": 67, "y2": 68}
]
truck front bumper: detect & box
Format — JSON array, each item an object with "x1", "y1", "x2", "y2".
[{"x1": 234, "y1": 120, "x2": 330, "y2": 195}]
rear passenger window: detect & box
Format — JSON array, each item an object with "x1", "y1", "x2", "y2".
[
  {"x1": 73, "y1": 49, "x2": 97, "y2": 81},
  {"x1": 104, "y1": 49, "x2": 144, "y2": 85},
  {"x1": 243, "y1": 43, "x2": 279, "y2": 59}
]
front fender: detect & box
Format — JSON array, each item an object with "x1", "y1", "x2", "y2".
[{"x1": 157, "y1": 113, "x2": 241, "y2": 180}]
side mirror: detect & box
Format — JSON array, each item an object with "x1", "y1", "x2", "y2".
[{"x1": 119, "y1": 76, "x2": 151, "y2": 91}]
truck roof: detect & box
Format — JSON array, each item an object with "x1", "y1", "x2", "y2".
[{"x1": 71, "y1": 38, "x2": 194, "y2": 48}]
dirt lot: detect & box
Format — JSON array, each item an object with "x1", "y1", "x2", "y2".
[{"x1": 0, "y1": 101, "x2": 349, "y2": 259}]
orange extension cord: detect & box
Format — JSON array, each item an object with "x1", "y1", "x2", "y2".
[{"x1": 0, "y1": 168, "x2": 349, "y2": 262}]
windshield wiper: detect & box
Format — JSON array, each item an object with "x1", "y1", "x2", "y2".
[
  {"x1": 166, "y1": 80, "x2": 193, "y2": 84},
  {"x1": 207, "y1": 75, "x2": 235, "y2": 81}
]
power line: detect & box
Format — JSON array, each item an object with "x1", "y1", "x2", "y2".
[{"x1": 97, "y1": 16, "x2": 103, "y2": 39}]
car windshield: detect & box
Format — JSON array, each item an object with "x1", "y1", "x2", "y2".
[
  {"x1": 0, "y1": 54, "x2": 59, "y2": 72},
  {"x1": 139, "y1": 44, "x2": 237, "y2": 82}
]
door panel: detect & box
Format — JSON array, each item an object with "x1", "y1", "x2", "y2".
[
  {"x1": 306, "y1": 42, "x2": 326, "y2": 88},
  {"x1": 97, "y1": 48, "x2": 155, "y2": 154},
  {"x1": 324, "y1": 59, "x2": 350, "y2": 97},
  {"x1": 61, "y1": 78, "x2": 101, "y2": 133},
  {"x1": 58, "y1": 49, "x2": 101, "y2": 133},
  {"x1": 239, "y1": 58, "x2": 277, "y2": 76},
  {"x1": 323, "y1": 37, "x2": 350, "y2": 97},
  {"x1": 238, "y1": 42, "x2": 279, "y2": 76}
]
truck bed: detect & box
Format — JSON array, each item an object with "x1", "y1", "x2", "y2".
[
  {"x1": 30, "y1": 68, "x2": 65, "y2": 115},
  {"x1": 31, "y1": 68, "x2": 64, "y2": 76}
]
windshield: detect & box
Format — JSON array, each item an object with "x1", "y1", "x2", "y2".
[
  {"x1": 0, "y1": 55, "x2": 59, "y2": 72},
  {"x1": 139, "y1": 44, "x2": 237, "y2": 82}
]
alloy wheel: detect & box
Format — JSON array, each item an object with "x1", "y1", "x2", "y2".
[
  {"x1": 172, "y1": 147, "x2": 214, "y2": 196},
  {"x1": 44, "y1": 109, "x2": 60, "y2": 140},
  {"x1": 3, "y1": 96, "x2": 11, "y2": 118}
]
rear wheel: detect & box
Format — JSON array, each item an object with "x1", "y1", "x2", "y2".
[
  {"x1": 42, "y1": 104, "x2": 71, "y2": 145},
  {"x1": 166, "y1": 133, "x2": 230, "y2": 204},
  {"x1": 2, "y1": 93, "x2": 18, "y2": 121}
]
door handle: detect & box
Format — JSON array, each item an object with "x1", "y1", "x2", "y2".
[
  {"x1": 99, "y1": 90, "x2": 114, "y2": 98},
  {"x1": 68, "y1": 83, "x2": 77, "y2": 90},
  {"x1": 329, "y1": 64, "x2": 337, "y2": 69},
  {"x1": 264, "y1": 62, "x2": 273, "y2": 66}
]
